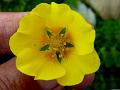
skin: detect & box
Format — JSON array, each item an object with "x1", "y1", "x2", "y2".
[{"x1": 0, "y1": 12, "x2": 95, "y2": 90}]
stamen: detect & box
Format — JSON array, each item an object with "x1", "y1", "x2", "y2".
[
  {"x1": 52, "y1": 54, "x2": 55, "y2": 58},
  {"x1": 53, "y1": 48, "x2": 58, "y2": 51},
  {"x1": 64, "y1": 42, "x2": 66, "y2": 45},
  {"x1": 40, "y1": 27, "x2": 73, "y2": 63},
  {"x1": 62, "y1": 49, "x2": 64, "y2": 51}
]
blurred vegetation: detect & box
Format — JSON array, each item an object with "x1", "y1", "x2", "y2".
[
  {"x1": 0, "y1": 0, "x2": 120, "y2": 90},
  {"x1": 86, "y1": 18, "x2": 120, "y2": 90}
]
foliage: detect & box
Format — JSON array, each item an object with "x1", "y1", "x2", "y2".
[
  {"x1": 85, "y1": 18, "x2": 120, "y2": 90},
  {"x1": 96, "y1": 18, "x2": 120, "y2": 68},
  {"x1": 0, "y1": 0, "x2": 78, "y2": 11}
]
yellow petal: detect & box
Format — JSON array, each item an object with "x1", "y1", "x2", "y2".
[
  {"x1": 16, "y1": 48, "x2": 45, "y2": 76},
  {"x1": 35, "y1": 59, "x2": 66, "y2": 80},
  {"x1": 51, "y1": 2, "x2": 74, "y2": 27},
  {"x1": 51, "y1": 2, "x2": 70, "y2": 17},
  {"x1": 57, "y1": 50, "x2": 100, "y2": 86},
  {"x1": 18, "y1": 13, "x2": 45, "y2": 38},
  {"x1": 9, "y1": 32, "x2": 40, "y2": 55},
  {"x1": 31, "y1": 2, "x2": 73, "y2": 27},
  {"x1": 69, "y1": 11, "x2": 95, "y2": 55},
  {"x1": 57, "y1": 51, "x2": 85, "y2": 86},
  {"x1": 78, "y1": 50, "x2": 100, "y2": 74},
  {"x1": 17, "y1": 48, "x2": 65, "y2": 80},
  {"x1": 31, "y1": 2, "x2": 70, "y2": 19},
  {"x1": 31, "y1": 3, "x2": 51, "y2": 19}
]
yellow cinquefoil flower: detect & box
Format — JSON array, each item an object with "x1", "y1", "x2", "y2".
[{"x1": 9, "y1": 2, "x2": 100, "y2": 86}]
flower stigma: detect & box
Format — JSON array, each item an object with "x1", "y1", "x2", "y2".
[{"x1": 40, "y1": 27, "x2": 74, "y2": 63}]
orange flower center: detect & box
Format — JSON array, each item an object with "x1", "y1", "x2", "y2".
[{"x1": 40, "y1": 27, "x2": 74, "y2": 63}]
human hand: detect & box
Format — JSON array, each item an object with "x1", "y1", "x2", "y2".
[{"x1": 0, "y1": 12, "x2": 95, "y2": 90}]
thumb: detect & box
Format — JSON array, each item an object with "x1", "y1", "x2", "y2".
[
  {"x1": 0, "y1": 57, "x2": 63, "y2": 90},
  {"x1": 0, "y1": 12, "x2": 26, "y2": 56},
  {"x1": 0, "y1": 57, "x2": 94, "y2": 90}
]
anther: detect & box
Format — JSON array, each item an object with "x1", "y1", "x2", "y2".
[
  {"x1": 52, "y1": 55, "x2": 55, "y2": 58},
  {"x1": 64, "y1": 42, "x2": 66, "y2": 45},
  {"x1": 62, "y1": 49, "x2": 64, "y2": 51},
  {"x1": 53, "y1": 48, "x2": 58, "y2": 51}
]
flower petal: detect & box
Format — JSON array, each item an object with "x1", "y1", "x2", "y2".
[
  {"x1": 16, "y1": 48, "x2": 66, "y2": 80},
  {"x1": 16, "y1": 48, "x2": 45, "y2": 76},
  {"x1": 35, "y1": 59, "x2": 66, "y2": 80},
  {"x1": 31, "y1": 2, "x2": 71, "y2": 19},
  {"x1": 77, "y1": 50, "x2": 100, "y2": 74},
  {"x1": 18, "y1": 14, "x2": 45, "y2": 37},
  {"x1": 69, "y1": 11, "x2": 95, "y2": 55},
  {"x1": 57, "y1": 50, "x2": 100, "y2": 86},
  {"x1": 50, "y1": 2, "x2": 72, "y2": 23},
  {"x1": 9, "y1": 32, "x2": 40, "y2": 55},
  {"x1": 57, "y1": 51, "x2": 85, "y2": 86},
  {"x1": 31, "y1": 3, "x2": 51, "y2": 19},
  {"x1": 31, "y1": 2, "x2": 73, "y2": 27}
]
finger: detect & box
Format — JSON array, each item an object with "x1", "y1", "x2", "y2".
[
  {"x1": 0, "y1": 57, "x2": 94, "y2": 90},
  {"x1": 72, "y1": 73, "x2": 95, "y2": 90},
  {"x1": 0, "y1": 57, "x2": 41, "y2": 90},
  {"x1": 0, "y1": 57, "x2": 63, "y2": 90},
  {"x1": 0, "y1": 12, "x2": 26, "y2": 57},
  {"x1": 37, "y1": 80, "x2": 63, "y2": 90}
]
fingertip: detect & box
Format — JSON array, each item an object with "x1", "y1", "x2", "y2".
[
  {"x1": 37, "y1": 80, "x2": 64, "y2": 90},
  {"x1": 36, "y1": 73, "x2": 95, "y2": 90},
  {"x1": 0, "y1": 12, "x2": 27, "y2": 57},
  {"x1": 72, "y1": 73, "x2": 95, "y2": 90}
]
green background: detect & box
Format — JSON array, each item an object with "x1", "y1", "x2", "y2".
[{"x1": 0, "y1": 0, "x2": 120, "y2": 90}]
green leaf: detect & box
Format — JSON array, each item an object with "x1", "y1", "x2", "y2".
[
  {"x1": 112, "y1": 47, "x2": 120, "y2": 67},
  {"x1": 59, "y1": 27, "x2": 66, "y2": 37},
  {"x1": 47, "y1": 30, "x2": 52, "y2": 38},
  {"x1": 64, "y1": 42, "x2": 74, "y2": 48},
  {"x1": 40, "y1": 44, "x2": 49, "y2": 51},
  {"x1": 100, "y1": 47, "x2": 114, "y2": 68},
  {"x1": 64, "y1": 0, "x2": 78, "y2": 9}
]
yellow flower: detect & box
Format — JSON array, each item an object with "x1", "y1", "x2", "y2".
[{"x1": 9, "y1": 2, "x2": 100, "y2": 86}]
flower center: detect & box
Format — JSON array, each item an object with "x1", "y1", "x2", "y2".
[{"x1": 40, "y1": 27, "x2": 74, "y2": 63}]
